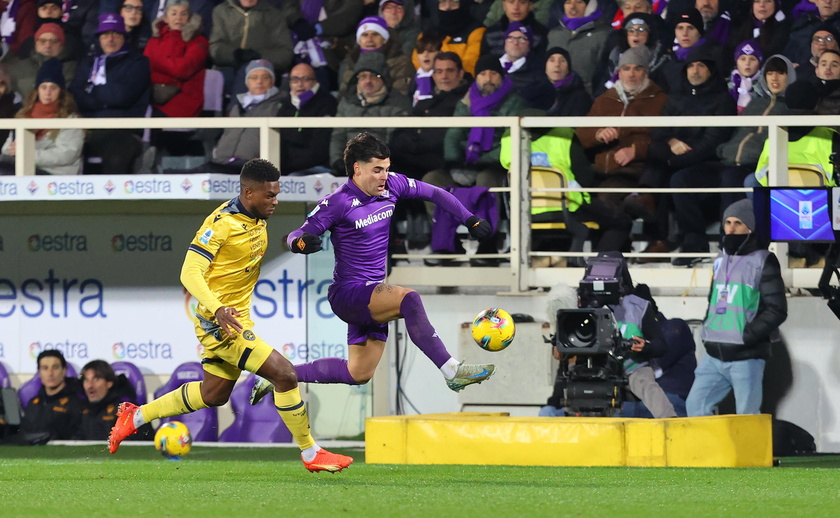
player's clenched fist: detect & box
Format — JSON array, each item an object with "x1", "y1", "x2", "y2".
[
  {"x1": 290, "y1": 233, "x2": 323, "y2": 254},
  {"x1": 465, "y1": 216, "x2": 492, "y2": 241}
]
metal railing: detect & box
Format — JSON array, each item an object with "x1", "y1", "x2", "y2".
[{"x1": 3, "y1": 114, "x2": 837, "y2": 293}]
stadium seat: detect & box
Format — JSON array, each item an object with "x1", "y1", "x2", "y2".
[
  {"x1": 788, "y1": 164, "x2": 826, "y2": 187},
  {"x1": 111, "y1": 361, "x2": 148, "y2": 405},
  {"x1": 153, "y1": 362, "x2": 218, "y2": 442},
  {"x1": 18, "y1": 362, "x2": 79, "y2": 409},
  {"x1": 0, "y1": 361, "x2": 12, "y2": 389},
  {"x1": 218, "y1": 373, "x2": 292, "y2": 443}
]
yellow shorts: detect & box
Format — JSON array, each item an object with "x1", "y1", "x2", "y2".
[{"x1": 193, "y1": 315, "x2": 274, "y2": 381}]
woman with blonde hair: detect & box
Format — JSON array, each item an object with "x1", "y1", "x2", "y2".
[{"x1": 0, "y1": 58, "x2": 83, "y2": 175}]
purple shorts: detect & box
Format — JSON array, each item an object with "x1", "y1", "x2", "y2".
[{"x1": 328, "y1": 281, "x2": 389, "y2": 345}]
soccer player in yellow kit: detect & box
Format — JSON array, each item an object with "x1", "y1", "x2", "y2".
[{"x1": 108, "y1": 159, "x2": 352, "y2": 473}]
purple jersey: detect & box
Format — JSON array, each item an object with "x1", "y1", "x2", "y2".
[{"x1": 288, "y1": 172, "x2": 473, "y2": 285}]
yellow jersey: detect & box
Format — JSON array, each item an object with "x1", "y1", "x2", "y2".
[{"x1": 181, "y1": 198, "x2": 267, "y2": 327}]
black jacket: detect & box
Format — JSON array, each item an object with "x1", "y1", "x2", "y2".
[
  {"x1": 649, "y1": 46, "x2": 736, "y2": 169},
  {"x1": 389, "y1": 80, "x2": 471, "y2": 177},
  {"x1": 277, "y1": 88, "x2": 338, "y2": 174},
  {"x1": 704, "y1": 239, "x2": 788, "y2": 362},
  {"x1": 20, "y1": 377, "x2": 85, "y2": 441},
  {"x1": 480, "y1": 12, "x2": 548, "y2": 58},
  {"x1": 76, "y1": 374, "x2": 135, "y2": 441},
  {"x1": 544, "y1": 72, "x2": 592, "y2": 116}
]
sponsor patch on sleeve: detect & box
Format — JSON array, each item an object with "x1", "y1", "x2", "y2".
[
  {"x1": 198, "y1": 228, "x2": 214, "y2": 245},
  {"x1": 307, "y1": 205, "x2": 321, "y2": 217}
]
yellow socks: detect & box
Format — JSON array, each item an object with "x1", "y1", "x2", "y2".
[
  {"x1": 274, "y1": 386, "x2": 316, "y2": 450},
  {"x1": 140, "y1": 381, "x2": 209, "y2": 423}
]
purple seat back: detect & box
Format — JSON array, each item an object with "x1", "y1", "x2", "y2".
[
  {"x1": 111, "y1": 361, "x2": 148, "y2": 405},
  {"x1": 219, "y1": 374, "x2": 292, "y2": 443},
  {"x1": 154, "y1": 362, "x2": 218, "y2": 442},
  {"x1": 0, "y1": 361, "x2": 11, "y2": 389},
  {"x1": 18, "y1": 363, "x2": 78, "y2": 409}
]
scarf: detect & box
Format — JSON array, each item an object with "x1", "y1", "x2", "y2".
[
  {"x1": 238, "y1": 86, "x2": 278, "y2": 109},
  {"x1": 88, "y1": 49, "x2": 128, "y2": 87},
  {"x1": 705, "y1": 11, "x2": 731, "y2": 46},
  {"x1": 614, "y1": 77, "x2": 650, "y2": 112},
  {"x1": 0, "y1": 0, "x2": 21, "y2": 44},
  {"x1": 413, "y1": 68, "x2": 433, "y2": 106},
  {"x1": 563, "y1": 7, "x2": 602, "y2": 32},
  {"x1": 465, "y1": 76, "x2": 513, "y2": 164},
  {"x1": 300, "y1": 0, "x2": 323, "y2": 25},
  {"x1": 729, "y1": 69, "x2": 760, "y2": 113},
  {"x1": 358, "y1": 82, "x2": 387, "y2": 106},
  {"x1": 500, "y1": 55, "x2": 526, "y2": 74},
  {"x1": 30, "y1": 100, "x2": 59, "y2": 140},
  {"x1": 292, "y1": 83, "x2": 319, "y2": 110},
  {"x1": 674, "y1": 37, "x2": 706, "y2": 61},
  {"x1": 292, "y1": 37, "x2": 328, "y2": 67},
  {"x1": 553, "y1": 71, "x2": 576, "y2": 89}
]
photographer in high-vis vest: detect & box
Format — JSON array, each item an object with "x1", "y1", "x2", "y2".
[{"x1": 687, "y1": 199, "x2": 788, "y2": 416}]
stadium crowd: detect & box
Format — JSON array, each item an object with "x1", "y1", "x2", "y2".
[{"x1": 1, "y1": 0, "x2": 838, "y2": 263}]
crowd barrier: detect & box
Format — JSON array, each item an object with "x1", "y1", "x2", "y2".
[{"x1": 1, "y1": 114, "x2": 835, "y2": 293}]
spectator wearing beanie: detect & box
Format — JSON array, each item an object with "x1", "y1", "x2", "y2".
[
  {"x1": 794, "y1": 23, "x2": 840, "y2": 83},
  {"x1": 480, "y1": 0, "x2": 548, "y2": 59},
  {"x1": 662, "y1": 7, "x2": 725, "y2": 94},
  {"x1": 498, "y1": 22, "x2": 554, "y2": 109},
  {"x1": 728, "y1": 40, "x2": 763, "y2": 114},
  {"x1": 337, "y1": 15, "x2": 414, "y2": 97},
  {"x1": 14, "y1": 0, "x2": 83, "y2": 59},
  {"x1": 1, "y1": 57, "x2": 84, "y2": 176},
  {"x1": 541, "y1": 46, "x2": 591, "y2": 116},
  {"x1": 6, "y1": 22, "x2": 76, "y2": 100},
  {"x1": 592, "y1": 12, "x2": 668, "y2": 97},
  {"x1": 546, "y1": 0, "x2": 611, "y2": 94}
]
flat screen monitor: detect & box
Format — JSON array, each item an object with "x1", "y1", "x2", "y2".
[{"x1": 765, "y1": 188, "x2": 834, "y2": 242}]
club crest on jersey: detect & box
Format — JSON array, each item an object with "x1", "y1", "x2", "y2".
[
  {"x1": 199, "y1": 228, "x2": 213, "y2": 245},
  {"x1": 379, "y1": 189, "x2": 390, "y2": 198},
  {"x1": 243, "y1": 330, "x2": 255, "y2": 341}
]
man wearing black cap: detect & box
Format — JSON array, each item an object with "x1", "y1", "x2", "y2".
[
  {"x1": 687, "y1": 199, "x2": 787, "y2": 417},
  {"x1": 431, "y1": 53, "x2": 526, "y2": 265}
]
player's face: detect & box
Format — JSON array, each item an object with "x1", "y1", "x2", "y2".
[
  {"x1": 352, "y1": 157, "x2": 390, "y2": 196},
  {"x1": 724, "y1": 216, "x2": 750, "y2": 234},
  {"x1": 244, "y1": 181, "x2": 279, "y2": 219},
  {"x1": 38, "y1": 356, "x2": 66, "y2": 394},
  {"x1": 82, "y1": 371, "x2": 114, "y2": 403}
]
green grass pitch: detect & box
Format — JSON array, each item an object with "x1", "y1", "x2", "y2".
[{"x1": 2, "y1": 445, "x2": 840, "y2": 517}]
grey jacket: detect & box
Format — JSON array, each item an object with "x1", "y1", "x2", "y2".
[
  {"x1": 214, "y1": 88, "x2": 283, "y2": 163},
  {"x1": 210, "y1": 0, "x2": 293, "y2": 73}
]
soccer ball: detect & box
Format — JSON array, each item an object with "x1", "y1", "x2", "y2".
[
  {"x1": 154, "y1": 421, "x2": 192, "y2": 459},
  {"x1": 471, "y1": 308, "x2": 515, "y2": 352}
]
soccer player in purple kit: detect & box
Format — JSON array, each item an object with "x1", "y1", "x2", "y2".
[{"x1": 251, "y1": 132, "x2": 497, "y2": 403}]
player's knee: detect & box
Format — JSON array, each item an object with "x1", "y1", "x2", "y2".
[
  {"x1": 202, "y1": 393, "x2": 229, "y2": 407},
  {"x1": 349, "y1": 365, "x2": 374, "y2": 385}
]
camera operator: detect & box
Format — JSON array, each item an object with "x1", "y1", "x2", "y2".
[
  {"x1": 686, "y1": 199, "x2": 788, "y2": 416},
  {"x1": 594, "y1": 252, "x2": 678, "y2": 418}
]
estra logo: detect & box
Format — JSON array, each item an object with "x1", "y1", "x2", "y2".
[
  {"x1": 112, "y1": 340, "x2": 174, "y2": 360},
  {"x1": 111, "y1": 233, "x2": 173, "y2": 252},
  {"x1": 28, "y1": 233, "x2": 88, "y2": 252},
  {"x1": 29, "y1": 340, "x2": 89, "y2": 359}
]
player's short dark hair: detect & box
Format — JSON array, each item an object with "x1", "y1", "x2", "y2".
[
  {"x1": 240, "y1": 158, "x2": 280, "y2": 189},
  {"x1": 343, "y1": 132, "x2": 390, "y2": 176},
  {"x1": 37, "y1": 349, "x2": 66, "y2": 369},
  {"x1": 764, "y1": 56, "x2": 788, "y2": 76},
  {"x1": 434, "y1": 51, "x2": 463, "y2": 70},
  {"x1": 81, "y1": 360, "x2": 116, "y2": 383}
]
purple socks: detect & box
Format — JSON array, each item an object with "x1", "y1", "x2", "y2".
[
  {"x1": 294, "y1": 358, "x2": 358, "y2": 385},
  {"x1": 399, "y1": 291, "x2": 451, "y2": 368}
]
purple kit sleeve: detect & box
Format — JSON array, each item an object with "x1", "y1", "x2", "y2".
[
  {"x1": 415, "y1": 180, "x2": 474, "y2": 223},
  {"x1": 286, "y1": 197, "x2": 338, "y2": 248}
]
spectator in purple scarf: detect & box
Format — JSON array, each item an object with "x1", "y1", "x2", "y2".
[
  {"x1": 661, "y1": 7, "x2": 725, "y2": 93},
  {"x1": 337, "y1": 15, "x2": 414, "y2": 96},
  {"x1": 543, "y1": 46, "x2": 591, "y2": 115},
  {"x1": 546, "y1": 0, "x2": 610, "y2": 94},
  {"x1": 729, "y1": 0, "x2": 790, "y2": 57},
  {"x1": 728, "y1": 39, "x2": 763, "y2": 113},
  {"x1": 695, "y1": 0, "x2": 731, "y2": 47}
]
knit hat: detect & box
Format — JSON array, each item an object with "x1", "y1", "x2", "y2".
[
  {"x1": 36, "y1": 0, "x2": 61, "y2": 9},
  {"x1": 734, "y1": 40, "x2": 763, "y2": 63},
  {"x1": 244, "y1": 59, "x2": 275, "y2": 85},
  {"x1": 379, "y1": 0, "x2": 403, "y2": 6},
  {"x1": 353, "y1": 50, "x2": 387, "y2": 76},
  {"x1": 722, "y1": 199, "x2": 755, "y2": 231},
  {"x1": 356, "y1": 16, "x2": 390, "y2": 44},
  {"x1": 96, "y1": 13, "x2": 126, "y2": 35},
  {"x1": 35, "y1": 22, "x2": 65, "y2": 46},
  {"x1": 545, "y1": 46, "x2": 572, "y2": 70},
  {"x1": 504, "y1": 21, "x2": 531, "y2": 41},
  {"x1": 618, "y1": 45, "x2": 652, "y2": 69},
  {"x1": 35, "y1": 57, "x2": 65, "y2": 89},
  {"x1": 672, "y1": 8, "x2": 705, "y2": 36},
  {"x1": 474, "y1": 53, "x2": 506, "y2": 76}
]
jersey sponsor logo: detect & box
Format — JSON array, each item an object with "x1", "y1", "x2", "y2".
[
  {"x1": 354, "y1": 205, "x2": 395, "y2": 229},
  {"x1": 243, "y1": 330, "x2": 255, "y2": 341},
  {"x1": 351, "y1": 198, "x2": 360, "y2": 207},
  {"x1": 28, "y1": 233, "x2": 88, "y2": 252},
  {"x1": 199, "y1": 228, "x2": 213, "y2": 245}
]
